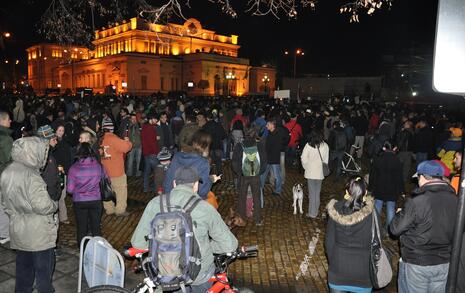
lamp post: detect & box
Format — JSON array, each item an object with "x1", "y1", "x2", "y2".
[
  {"x1": 225, "y1": 72, "x2": 235, "y2": 96},
  {"x1": 285, "y1": 49, "x2": 304, "y2": 78},
  {"x1": 262, "y1": 74, "x2": 270, "y2": 96}
]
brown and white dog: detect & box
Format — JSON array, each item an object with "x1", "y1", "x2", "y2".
[{"x1": 293, "y1": 183, "x2": 304, "y2": 215}]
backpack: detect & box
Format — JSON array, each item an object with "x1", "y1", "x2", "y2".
[
  {"x1": 146, "y1": 194, "x2": 202, "y2": 292},
  {"x1": 242, "y1": 144, "x2": 260, "y2": 176}
]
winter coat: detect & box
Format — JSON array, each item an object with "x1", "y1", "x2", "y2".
[
  {"x1": 231, "y1": 138, "x2": 267, "y2": 176},
  {"x1": 100, "y1": 132, "x2": 132, "y2": 178},
  {"x1": 284, "y1": 120, "x2": 302, "y2": 148},
  {"x1": 128, "y1": 122, "x2": 142, "y2": 149},
  {"x1": 458, "y1": 233, "x2": 465, "y2": 293},
  {"x1": 53, "y1": 139, "x2": 72, "y2": 173},
  {"x1": 141, "y1": 123, "x2": 159, "y2": 156},
  {"x1": 390, "y1": 181, "x2": 457, "y2": 266},
  {"x1": 413, "y1": 127, "x2": 433, "y2": 154},
  {"x1": 13, "y1": 99, "x2": 25, "y2": 123},
  {"x1": 203, "y1": 120, "x2": 226, "y2": 151},
  {"x1": 396, "y1": 129, "x2": 414, "y2": 152},
  {"x1": 301, "y1": 142, "x2": 329, "y2": 180},
  {"x1": 0, "y1": 137, "x2": 58, "y2": 251},
  {"x1": 352, "y1": 115, "x2": 368, "y2": 136},
  {"x1": 328, "y1": 127, "x2": 347, "y2": 152},
  {"x1": 163, "y1": 152, "x2": 211, "y2": 199},
  {"x1": 156, "y1": 122, "x2": 174, "y2": 149},
  {"x1": 41, "y1": 151, "x2": 61, "y2": 201},
  {"x1": 265, "y1": 127, "x2": 289, "y2": 164},
  {"x1": 67, "y1": 158, "x2": 106, "y2": 202},
  {"x1": 0, "y1": 125, "x2": 13, "y2": 173},
  {"x1": 325, "y1": 196, "x2": 375, "y2": 288},
  {"x1": 437, "y1": 137, "x2": 462, "y2": 172},
  {"x1": 369, "y1": 151, "x2": 404, "y2": 201}
]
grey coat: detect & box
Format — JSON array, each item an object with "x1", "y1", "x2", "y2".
[{"x1": 0, "y1": 137, "x2": 58, "y2": 251}]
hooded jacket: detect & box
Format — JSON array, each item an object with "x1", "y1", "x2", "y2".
[
  {"x1": 13, "y1": 99, "x2": 25, "y2": 123},
  {"x1": 325, "y1": 196, "x2": 375, "y2": 288},
  {"x1": 390, "y1": 181, "x2": 457, "y2": 266},
  {"x1": 163, "y1": 151, "x2": 211, "y2": 199},
  {"x1": 0, "y1": 125, "x2": 13, "y2": 173},
  {"x1": 0, "y1": 137, "x2": 58, "y2": 251}
]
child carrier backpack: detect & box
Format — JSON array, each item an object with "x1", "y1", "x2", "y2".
[
  {"x1": 146, "y1": 194, "x2": 202, "y2": 292},
  {"x1": 242, "y1": 144, "x2": 260, "y2": 176}
]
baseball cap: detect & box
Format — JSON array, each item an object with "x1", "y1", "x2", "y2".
[
  {"x1": 37, "y1": 125, "x2": 56, "y2": 140},
  {"x1": 174, "y1": 167, "x2": 200, "y2": 185},
  {"x1": 413, "y1": 160, "x2": 444, "y2": 178}
]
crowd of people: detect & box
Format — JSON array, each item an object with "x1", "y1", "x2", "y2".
[{"x1": 0, "y1": 92, "x2": 463, "y2": 292}]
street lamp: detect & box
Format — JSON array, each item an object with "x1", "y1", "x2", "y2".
[
  {"x1": 262, "y1": 75, "x2": 270, "y2": 96},
  {"x1": 3, "y1": 32, "x2": 10, "y2": 38},
  {"x1": 225, "y1": 72, "x2": 236, "y2": 96},
  {"x1": 285, "y1": 49, "x2": 304, "y2": 78}
]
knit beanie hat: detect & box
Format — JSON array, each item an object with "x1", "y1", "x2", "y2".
[{"x1": 101, "y1": 119, "x2": 114, "y2": 133}]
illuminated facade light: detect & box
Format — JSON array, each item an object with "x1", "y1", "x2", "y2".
[
  {"x1": 57, "y1": 84, "x2": 62, "y2": 88},
  {"x1": 122, "y1": 81, "x2": 128, "y2": 88},
  {"x1": 3, "y1": 32, "x2": 10, "y2": 38},
  {"x1": 15, "y1": 60, "x2": 19, "y2": 64}
]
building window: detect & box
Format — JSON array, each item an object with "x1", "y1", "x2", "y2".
[
  {"x1": 71, "y1": 53, "x2": 78, "y2": 59},
  {"x1": 160, "y1": 77, "x2": 164, "y2": 91},
  {"x1": 31, "y1": 51, "x2": 37, "y2": 59},
  {"x1": 52, "y1": 50, "x2": 62, "y2": 58},
  {"x1": 141, "y1": 75, "x2": 147, "y2": 90}
]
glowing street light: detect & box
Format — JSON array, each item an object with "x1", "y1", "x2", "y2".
[
  {"x1": 4, "y1": 60, "x2": 8, "y2": 64},
  {"x1": 122, "y1": 81, "x2": 128, "y2": 88},
  {"x1": 3, "y1": 32, "x2": 10, "y2": 38},
  {"x1": 412, "y1": 91, "x2": 418, "y2": 97},
  {"x1": 15, "y1": 60, "x2": 19, "y2": 65},
  {"x1": 57, "y1": 84, "x2": 62, "y2": 88}
]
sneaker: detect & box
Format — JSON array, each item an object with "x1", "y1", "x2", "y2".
[{"x1": 0, "y1": 237, "x2": 10, "y2": 244}]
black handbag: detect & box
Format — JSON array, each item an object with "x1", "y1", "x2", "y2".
[
  {"x1": 99, "y1": 164, "x2": 116, "y2": 203},
  {"x1": 317, "y1": 145, "x2": 330, "y2": 177}
]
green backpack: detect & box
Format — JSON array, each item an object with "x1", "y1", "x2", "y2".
[{"x1": 242, "y1": 144, "x2": 260, "y2": 176}]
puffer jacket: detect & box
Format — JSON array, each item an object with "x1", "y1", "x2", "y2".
[
  {"x1": 0, "y1": 137, "x2": 58, "y2": 251},
  {"x1": 325, "y1": 196, "x2": 375, "y2": 288},
  {"x1": 390, "y1": 181, "x2": 457, "y2": 266}
]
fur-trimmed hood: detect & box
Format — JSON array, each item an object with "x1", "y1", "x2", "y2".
[{"x1": 326, "y1": 196, "x2": 374, "y2": 226}]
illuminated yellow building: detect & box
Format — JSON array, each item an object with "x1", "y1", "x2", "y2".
[{"x1": 26, "y1": 17, "x2": 275, "y2": 96}]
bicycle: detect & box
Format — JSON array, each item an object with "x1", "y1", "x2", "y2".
[
  {"x1": 341, "y1": 145, "x2": 362, "y2": 174},
  {"x1": 84, "y1": 245, "x2": 258, "y2": 293}
]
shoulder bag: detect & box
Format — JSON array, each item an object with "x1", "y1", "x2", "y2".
[
  {"x1": 317, "y1": 145, "x2": 330, "y2": 177},
  {"x1": 99, "y1": 164, "x2": 116, "y2": 203},
  {"x1": 369, "y1": 210, "x2": 393, "y2": 288}
]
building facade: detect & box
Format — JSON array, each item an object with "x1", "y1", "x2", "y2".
[{"x1": 27, "y1": 17, "x2": 275, "y2": 96}]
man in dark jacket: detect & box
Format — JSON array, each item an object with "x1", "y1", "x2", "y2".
[
  {"x1": 390, "y1": 160, "x2": 457, "y2": 293},
  {"x1": 232, "y1": 127, "x2": 267, "y2": 226},
  {"x1": 328, "y1": 121, "x2": 347, "y2": 177},
  {"x1": 0, "y1": 111, "x2": 12, "y2": 244},
  {"x1": 203, "y1": 112, "x2": 226, "y2": 174},
  {"x1": 260, "y1": 118, "x2": 288, "y2": 196},
  {"x1": 413, "y1": 119, "x2": 433, "y2": 164},
  {"x1": 396, "y1": 120, "x2": 415, "y2": 183},
  {"x1": 37, "y1": 125, "x2": 62, "y2": 202},
  {"x1": 351, "y1": 109, "x2": 368, "y2": 159}
]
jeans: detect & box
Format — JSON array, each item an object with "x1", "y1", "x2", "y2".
[
  {"x1": 331, "y1": 150, "x2": 344, "y2": 177},
  {"x1": 126, "y1": 146, "x2": 142, "y2": 176},
  {"x1": 307, "y1": 179, "x2": 323, "y2": 218},
  {"x1": 58, "y1": 175, "x2": 68, "y2": 223},
  {"x1": 375, "y1": 199, "x2": 396, "y2": 228},
  {"x1": 210, "y1": 149, "x2": 223, "y2": 175},
  {"x1": 237, "y1": 176, "x2": 261, "y2": 223},
  {"x1": 280, "y1": 151, "x2": 286, "y2": 183},
  {"x1": 222, "y1": 138, "x2": 230, "y2": 159},
  {"x1": 143, "y1": 155, "x2": 159, "y2": 192},
  {"x1": 73, "y1": 200, "x2": 102, "y2": 247},
  {"x1": 398, "y1": 259, "x2": 449, "y2": 293},
  {"x1": 260, "y1": 164, "x2": 282, "y2": 194},
  {"x1": 16, "y1": 248, "x2": 55, "y2": 293},
  {"x1": 415, "y1": 152, "x2": 428, "y2": 164}
]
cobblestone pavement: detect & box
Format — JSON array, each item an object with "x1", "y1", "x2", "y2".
[{"x1": 0, "y1": 162, "x2": 401, "y2": 292}]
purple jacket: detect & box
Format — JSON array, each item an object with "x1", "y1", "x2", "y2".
[{"x1": 67, "y1": 158, "x2": 105, "y2": 202}]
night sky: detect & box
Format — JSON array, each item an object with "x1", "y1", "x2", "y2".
[{"x1": 0, "y1": 0, "x2": 438, "y2": 78}]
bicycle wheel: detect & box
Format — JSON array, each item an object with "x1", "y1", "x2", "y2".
[{"x1": 84, "y1": 285, "x2": 132, "y2": 293}]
